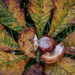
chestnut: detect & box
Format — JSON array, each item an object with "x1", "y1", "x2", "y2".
[
  {"x1": 40, "y1": 43, "x2": 65, "y2": 63},
  {"x1": 38, "y1": 35, "x2": 56, "y2": 53}
]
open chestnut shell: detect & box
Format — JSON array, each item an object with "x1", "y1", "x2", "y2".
[
  {"x1": 38, "y1": 35, "x2": 56, "y2": 53},
  {"x1": 40, "y1": 43, "x2": 65, "y2": 63},
  {"x1": 38, "y1": 35, "x2": 65, "y2": 63}
]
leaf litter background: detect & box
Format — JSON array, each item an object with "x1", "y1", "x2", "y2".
[{"x1": 0, "y1": 0, "x2": 75, "y2": 75}]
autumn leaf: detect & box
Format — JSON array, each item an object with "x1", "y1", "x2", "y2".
[
  {"x1": 3, "y1": 0, "x2": 26, "y2": 29},
  {"x1": 0, "y1": 24, "x2": 19, "y2": 51},
  {"x1": 27, "y1": 0, "x2": 53, "y2": 38},
  {"x1": 63, "y1": 30, "x2": 75, "y2": 46},
  {"x1": 0, "y1": 0, "x2": 75, "y2": 75},
  {"x1": 18, "y1": 27, "x2": 36, "y2": 58},
  {"x1": 65, "y1": 46, "x2": 75, "y2": 56},
  {"x1": 0, "y1": 51, "x2": 29, "y2": 75},
  {"x1": 63, "y1": 30, "x2": 75, "y2": 55},
  {"x1": 0, "y1": 0, "x2": 24, "y2": 32},
  {"x1": 45, "y1": 57, "x2": 75, "y2": 75},
  {"x1": 24, "y1": 64, "x2": 44, "y2": 75},
  {"x1": 48, "y1": 0, "x2": 75, "y2": 37}
]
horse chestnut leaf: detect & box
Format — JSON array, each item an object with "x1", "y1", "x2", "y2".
[{"x1": 38, "y1": 35, "x2": 56, "y2": 53}]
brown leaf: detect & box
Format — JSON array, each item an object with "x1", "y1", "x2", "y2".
[
  {"x1": 65, "y1": 46, "x2": 75, "y2": 55},
  {"x1": 24, "y1": 64, "x2": 45, "y2": 75},
  {"x1": 0, "y1": 51, "x2": 29, "y2": 75},
  {"x1": 45, "y1": 57, "x2": 75, "y2": 75},
  {"x1": 18, "y1": 27, "x2": 36, "y2": 58},
  {"x1": 48, "y1": 0, "x2": 75, "y2": 37},
  {"x1": 63, "y1": 30, "x2": 75, "y2": 46},
  {"x1": 63, "y1": 30, "x2": 75, "y2": 55},
  {"x1": 3, "y1": 0, "x2": 26, "y2": 29},
  {"x1": 0, "y1": 24, "x2": 19, "y2": 51}
]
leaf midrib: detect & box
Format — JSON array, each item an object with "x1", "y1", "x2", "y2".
[
  {"x1": 51, "y1": 2, "x2": 75, "y2": 34},
  {"x1": 56, "y1": 64, "x2": 72, "y2": 75},
  {"x1": 0, "y1": 0, "x2": 24, "y2": 32},
  {"x1": 0, "y1": 56, "x2": 27, "y2": 66}
]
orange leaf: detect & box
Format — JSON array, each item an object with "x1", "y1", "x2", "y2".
[{"x1": 0, "y1": 51, "x2": 29, "y2": 75}]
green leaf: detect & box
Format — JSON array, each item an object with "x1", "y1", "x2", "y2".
[
  {"x1": 0, "y1": 0, "x2": 24, "y2": 32},
  {"x1": 0, "y1": 24, "x2": 19, "y2": 51},
  {"x1": 27, "y1": 0, "x2": 53, "y2": 38},
  {"x1": 48, "y1": 0, "x2": 75, "y2": 37},
  {"x1": 3, "y1": 0, "x2": 26, "y2": 30}
]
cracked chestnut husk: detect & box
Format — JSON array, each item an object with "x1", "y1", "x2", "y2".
[{"x1": 34, "y1": 34, "x2": 39, "y2": 52}]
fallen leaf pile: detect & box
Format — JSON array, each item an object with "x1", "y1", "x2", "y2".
[{"x1": 0, "y1": 0, "x2": 75, "y2": 75}]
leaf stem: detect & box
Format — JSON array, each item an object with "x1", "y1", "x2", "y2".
[{"x1": 36, "y1": 50, "x2": 40, "y2": 63}]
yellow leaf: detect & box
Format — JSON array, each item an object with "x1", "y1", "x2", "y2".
[
  {"x1": 45, "y1": 57, "x2": 75, "y2": 75},
  {"x1": 27, "y1": 0, "x2": 53, "y2": 38},
  {"x1": 18, "y1": 27, "x2": 36, "y2": 58},
  {"x1": 48, "y1": 0, "x2": 75, "y2": 37},
  {"x1": 3, "y1": 0, "x2": 26, "y2": 29},
  {"x1": 0, "y1": 51, "x2": 29, "y2": 75}
]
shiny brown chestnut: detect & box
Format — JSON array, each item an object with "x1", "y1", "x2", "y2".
[{"x1": 38, "y1": 35, "x2": 56, "y2": 53}]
